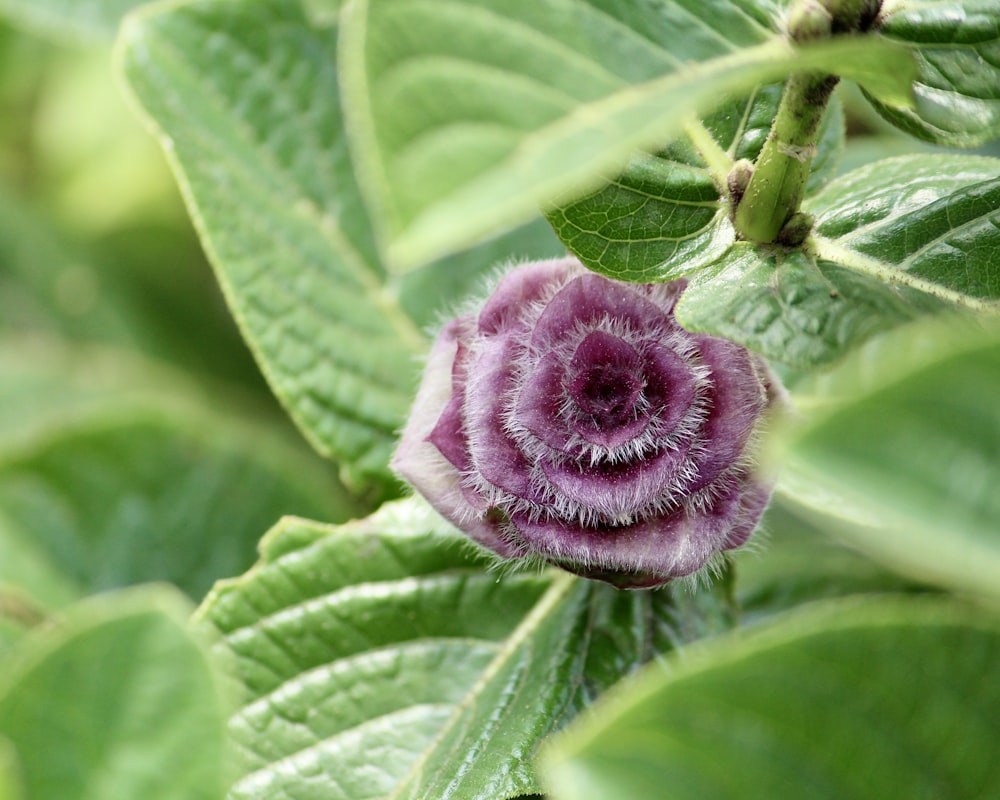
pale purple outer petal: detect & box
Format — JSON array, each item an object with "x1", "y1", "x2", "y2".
[
  {"x1": 391, "y1": 318, "x2": 522, "y2": 557},
  {"x1": 392, "y1": 257, "x2": 785, "y2": 588}
]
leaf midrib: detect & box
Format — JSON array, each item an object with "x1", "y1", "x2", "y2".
[{"x1": 386, "y1": 570, "x2": 577, "y2": 800}]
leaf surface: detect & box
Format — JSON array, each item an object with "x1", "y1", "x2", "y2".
[
  {"x1": 200, "y1": 498, "x2": 735, "y2": 799},
  {"x1": 118, "y1": 0, "x2": 566, "y2": 492},
  {"x1": 341, "y1": 0, "x2": 913, "y2": 269},
  {"x1": 863, "y1": 0, "x2": 1000, "y2": 146},
  {"x1": 545, "y1": 88, "x2": 843, "y2": 282},
  {"x1": 809, "y1": 154, "x2": 1000, "y2": 299},
  {"x1": 0, "y1": 337, "x2": 359, "y2": 608},
  {"x1": 780, "y1": 318, "x2": 1000, "y2": 599},
  {"x1": 732, "y1": 498, "x2": 920, "y2": 622},
  {"x1": 675, "y1": 154, "x2": 1000, "y2": 367},
  {"x1": 0, "y1": 586, "x2": 232, "y2": 800},
  {"x1": 542, "y1": 597, "x2": 1000, "y2": 800},
  {"x1": 119, "y1": 0, "x2": 424, "y2": 494}
]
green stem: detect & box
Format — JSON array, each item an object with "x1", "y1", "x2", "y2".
[
  {"x1": 732, "y1": 0, "x2": 880, "y2": 243},
  {"x1": 734, "y1": 71, "x2": 838, "y2": 243}
]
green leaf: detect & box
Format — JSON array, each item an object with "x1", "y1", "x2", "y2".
[
  {"x1": 809, "y1": 154, "x2": 1000, "y2": 300},
  {"x1": 542, "y1": 596, "x2": 1000, "y2": 800},
  {"x1": 0, "y1": 0, "x2": 145, "y2": 40},
  {"x1": 675, "y1": 154, "x2": 1000, "y2": 367},
  {"x1": 674, "y1": 245, "x2": 941, "y2": 368},
  {"x1": 0, "y1": 738, "x2": 24, "y2": 800},
  {"x1": 0, "y1": 337, "x2": 361, "y2": 608},
  {"x1": 545, "y1": 87, "x2": 843, "y2": 282},
  {"x1": 0, "y1": 586, "x2": 233, "y2": 800},
  {"x1": 199, "y1": 498, "x2": 735, "y2": 799},
  {"x1": 780, "y1": 317, "x2": 1000, "y2": 599},
  {"x1": 733, "y1": 497, "x2": 922, "y2": 621},
  {"x1": 118, "y1": 0, "x2": 426, "y2": 495},
  {"x1": 118, "y1": 0, "x2": 583, "y2": 493},
  {"x1": 863, "y1": 0, "x2": 1000, "y2": 147},
  {"x1": 341, "y1": 0, "x2": 914, "y2": 269}
]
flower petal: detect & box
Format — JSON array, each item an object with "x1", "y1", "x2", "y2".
[
  {"x1": 530, "y1": 273, "x2": 674, "y2": 350},
  {"x1": 684, "y1": 336, "x2": 769, "y2": 493},
  {"x1": 508, "y1": 478, "x2": 744, "y2": 586},
  {"x1": 464, "y1": 333, "x2": 545, "y2": 505},
  {"x1": 477, "y1": 257, "x2": 573, "y2": 336},
  {"x1": 392, "y1": 319, "x2": 523, "y2": 557},
  {"x1": 540, "y1": 440, "x2": 694, "y2": 521}
]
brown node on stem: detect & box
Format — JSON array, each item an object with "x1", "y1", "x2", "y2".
[{"x1": 775, "y1": 211, "x2": 815, "y2": 248}]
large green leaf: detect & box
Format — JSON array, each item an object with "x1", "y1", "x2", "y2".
[
  {"x1": 341, "y1": 0, "x2": 914, "y2": 270},
  {"x1": 542, "y1": 596, "x2": 1000, "y2": 800},
  {"x1": 118, "y1": 0, "x2": 425, "y2": 495},
  {"x1": 732, "y1": 498, "x2": 922, "y2": 622},
  {"x1": 675, "y1": 154, "x2": 1000, "y2": 367},
  {"x1": 863, "y1": 0, "x2": 1000, "y2": 147},
  {"x1": 0, "y1": 586, "x2": 233, "y2": 800},
  {"x1": 779, "y1": 318, "x2": 1000, "y2": 599},
  {"x1": 0, "y1": 336, "x2": 360, "y2": 610},
  {"x1": 545, "y1": 88, "x2": 843, "y2": 282},
  {"x1": 199, "y1": 498, "x2": 735, "y2": 799},
  {"x1": 117, "y1": 0, "x2": 566, "y2": 494},
  {"x1": 0, "y1": 0, "x2": 145, "y2": 40}
]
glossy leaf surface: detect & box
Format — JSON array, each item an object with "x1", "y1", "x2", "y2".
[
  {"x1": 675, "y1": 155, "x2": 1000, "y2": 367},
  {"x1": 864, "y1": 0, "x2": 1000, "y2": 146}
]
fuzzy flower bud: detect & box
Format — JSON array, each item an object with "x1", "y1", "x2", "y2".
[{"x1": 393, "y1": 257, "x2": 784, "y2": 588}]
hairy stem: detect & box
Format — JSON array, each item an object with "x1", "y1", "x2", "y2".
[
  {"x1": 734, "y1": 72, "x2": 838, "y2": 243},
  {"x1": 732, "y1": 0, "x2": 880, "y2": 243}
]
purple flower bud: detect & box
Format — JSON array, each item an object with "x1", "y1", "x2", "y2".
[{"x1": 393, "y1": 257, "x2": 784, "y2": 589}]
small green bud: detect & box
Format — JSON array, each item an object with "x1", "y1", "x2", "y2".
[
  {"x1": 727, "y1": 159, "x2": 754, "y2": 209},
  {"x1": 787, "y1": 0, "x2": 833, "y2": 41}
]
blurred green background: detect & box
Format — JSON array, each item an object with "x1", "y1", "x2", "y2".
[{"x1": 0, "y1": 7, "x2": 365, "y2": 640}]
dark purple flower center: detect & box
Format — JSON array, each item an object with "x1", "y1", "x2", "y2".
[{"x1": 567, "y1": 332, "x2": 644, "y2": 424}]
